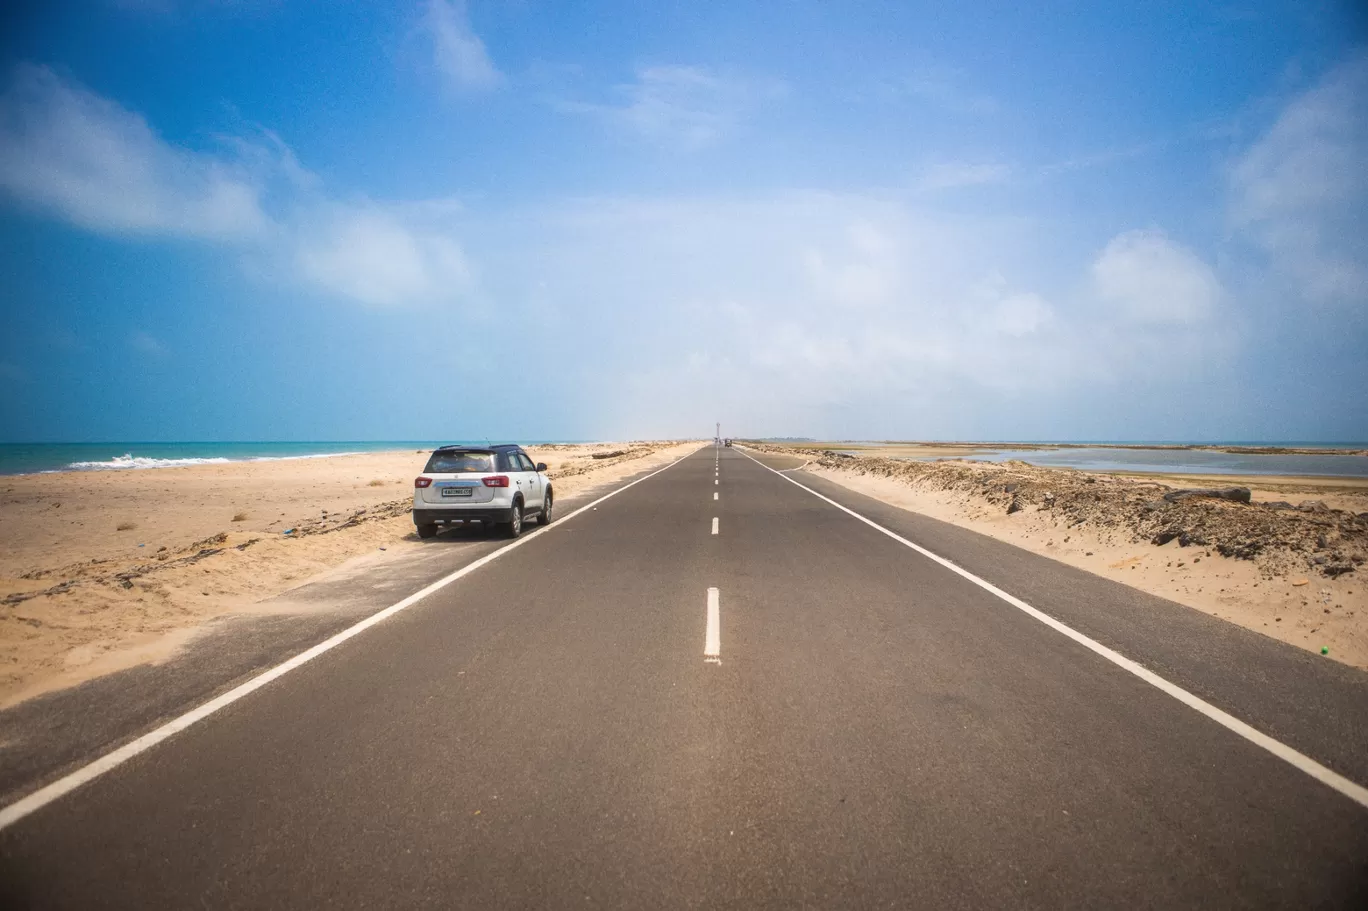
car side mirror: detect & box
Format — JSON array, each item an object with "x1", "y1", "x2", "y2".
[{"x1": 536, "y1": 462, "x2": 547, "y2": 473}]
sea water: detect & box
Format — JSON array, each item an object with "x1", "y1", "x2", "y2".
[
  {"x1": 0, "y1": 442, "x2": 580, "y2": 476},
  {"x1": 900, "y1": 444, "x2": 1368, "y2": 478}
]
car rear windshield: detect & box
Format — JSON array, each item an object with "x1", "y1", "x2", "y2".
[{"x1": 424, "y1": 451, "x2": 495, "y2": 473}]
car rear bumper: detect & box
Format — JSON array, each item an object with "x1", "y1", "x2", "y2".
[{"x1": 413, "y1": 506, "x2": 515, "y2": 527}]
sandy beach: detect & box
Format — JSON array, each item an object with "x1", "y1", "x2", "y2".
[
  {"x1": 0, "y1": 442, "x2": 698, "y2": 706},
  {"x1": 746, "y1": 443, "x2": 1368, "y2": 668},
  {"x1": 794, "y1": 441, "x2": 1368, "y2": 457},
  {"x1": 5, "y1": 437, "x2": 1364, "y2": 705}
]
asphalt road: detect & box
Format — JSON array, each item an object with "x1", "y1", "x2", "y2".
[{"x1": 2, "y1": 445, "x2": 1367, "y2": 908}]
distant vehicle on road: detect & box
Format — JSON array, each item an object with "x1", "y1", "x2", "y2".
[
  {"x1": 413, "y1": 444, "x2": 552, "y2": 539},
  {"x1": 724, "y1": 439, "x2": 732, "y2": 447}
]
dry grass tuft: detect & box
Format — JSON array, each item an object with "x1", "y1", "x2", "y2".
[
  {"x1": 368, "y1": 479, "x2": 386, "y2": 487},
  {"x1": 116, "y1": 522, "x2": 136, "y2": 532},
  {"x1": 232, "y1": 511, "x2": 249, "y2": 522}
]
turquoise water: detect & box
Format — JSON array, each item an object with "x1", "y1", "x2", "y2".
[
  {"x1": 0, "y1": 442, "x2": 583, "y2": 476},
  {"x1": 7, "y1": 440, "x2": 1365, "y2": 478},
  {"x1": 876, "y1": 445, "x2": 1368, "y2": 478}
]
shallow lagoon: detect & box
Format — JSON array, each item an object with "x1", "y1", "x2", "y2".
[{"x1": 945, "y1": 446, "x2": 1368, "y2": 478}]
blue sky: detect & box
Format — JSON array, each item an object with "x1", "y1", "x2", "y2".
[{"x1": 1, "y1": 1, "x2": 1365, "y2": 442}]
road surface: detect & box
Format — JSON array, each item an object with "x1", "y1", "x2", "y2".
[{"x1": 2, "y1": 444, "x2": 1366, "y2": 908}]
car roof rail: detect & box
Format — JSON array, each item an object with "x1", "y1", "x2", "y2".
[{"x1": 432, "y1": 443, "x2": 522, "y2": 453}]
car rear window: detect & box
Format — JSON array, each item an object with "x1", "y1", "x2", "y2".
[{"x1": 424, "y1": 451, "x2": 495, "y2": 473}]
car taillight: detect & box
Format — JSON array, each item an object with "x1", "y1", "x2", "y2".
[
  {"x1": 482, "y1": 475, "x2": 509, "y2": 487},
  {"x1": 414, "y1": 477, "x2": 432, "y2": 488}
]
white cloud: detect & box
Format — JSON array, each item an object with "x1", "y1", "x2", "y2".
[
  {"x1": 0, "y1": 62, "x2": 1296, "y2": 439},
  {"x1": 1229, "y1": 54, "x2": 1368, "y2": 306},
  {"x1": 558, "y1": 66, "x2": 782, "y2": 149},
  {"x1": 295, "y1": 203, "x2": 472, "y2": 307},
  {"x1": 0, "y1": 65, "x2": 269, "y2": 239},
  {"x1": 801, "y1": 220, "x2": 901, "y2": 308},
  {"x1": 914, "y1": 161, "x2": 1012, "y2": 192},
  {"x1": 469, "y1": 194, "x2": 1231, "y2": 437},
  {"x1": 0, "y1": 66, "x2": 476, "y2": 310},
  {"x1": 1092, "y1": 229, "x2": 1223, "y2": 325},
  {"x1": 988, "y1": 292, "x2": 1053, "y2": 337},
  {"x1": 1037, "y1": 138, "x2": 1169, "y2": 177},
  {"x1": 423, "y1": 0, "x2": 502, "y2": 93}
]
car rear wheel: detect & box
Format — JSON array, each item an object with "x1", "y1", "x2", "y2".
[
  {"x1": 537, "y1": 492, "x2": 553, "y2": 525},
  {"x1": 416, "y1": 523, "x2": 438, "y2": 539},
  {"x1": 506, "y1": 501, "x2": 523, "y2": 538}
]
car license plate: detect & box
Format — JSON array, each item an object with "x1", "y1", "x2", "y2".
[{"x1": 442, "y1": 488, "x2": 473, "y2": 497}]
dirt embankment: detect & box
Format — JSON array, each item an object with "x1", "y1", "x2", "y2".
[{"x1": 747, "y1": 442, "x2": 1368, "y2": 667}]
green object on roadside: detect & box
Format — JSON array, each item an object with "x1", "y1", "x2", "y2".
[{"x1": 1321, "y1": 646, "x2": 1329, "y2": 655}]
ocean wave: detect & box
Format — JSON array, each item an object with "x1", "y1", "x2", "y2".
[
  {"x1": 62, "y1": 451, "x2": 373, "y2": 471},
  {"x1": 65, "y1": 454, "x2": 235, "y2": 471}
]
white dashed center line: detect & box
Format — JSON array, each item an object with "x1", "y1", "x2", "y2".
[
  {"x1": 713, "y1": 492, "x2": 718, "y2": 501},
  {"x1": 711, "y1": 517, "x2": 719, "y2": 535},
  {"x1": 704, "y1": 587, "x2": 721, "y2": 664}
]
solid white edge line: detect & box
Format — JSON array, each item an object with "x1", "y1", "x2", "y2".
[
  {"x1": 705, "y1": 587, "x2": 721, "y2": 662},
  {"x1": 0, "y1": 445, "x2": 708, "y2": 832},
  {"x1": 711, "y1": 517, "x2": 719, "y2": 535},
  {"x1": 734, "y1": 446, "x2": 1368, "y2": 810}
]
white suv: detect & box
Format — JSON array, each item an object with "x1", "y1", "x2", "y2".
[{"x1": 413, "y1": 444, "x2": 553, "y2": 539}]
